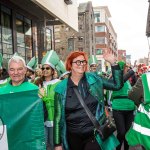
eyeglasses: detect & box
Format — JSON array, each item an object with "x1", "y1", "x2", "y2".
[
  {"x1": 42, "y1": 67, "x2": 51, "y2": 71},
  {"x1": 72, "y1": 60, "x2": 87, "y2": 66},
  {"x1": 90, "y1": 64, "x2": 97, "y2": 68}
]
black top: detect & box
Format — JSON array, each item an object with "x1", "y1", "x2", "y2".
[{"x1": 65, "y1": 74, "x2": 98, "y2": 135}]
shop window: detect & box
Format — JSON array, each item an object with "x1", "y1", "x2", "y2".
[
  {"x1": 16, "y1": 14, "x2": 32, "y2": 62},
  {"x1": 1, "y1": 5, "x2": 13, "y2": 59},
  {"x1": 46, "y1": 28, "x2": 52, "y2": 50}
]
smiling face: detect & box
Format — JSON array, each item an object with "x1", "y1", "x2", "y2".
[
  {"x1": 42, "y1": 64, "x2": 53, "y2": 78},
  {"x1": 90, "y1": 64, "x2": 97, "y2": 72},
  {"x1": 8, "y1": 60, "x2": 27, "y2": 86},
  {"x1": 71, "y1": 55, "x2": 87, "y2": 75}
]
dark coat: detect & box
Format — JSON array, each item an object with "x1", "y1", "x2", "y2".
[{"x1": 128, "y1": 78, "x2": 143, "y2": 106}]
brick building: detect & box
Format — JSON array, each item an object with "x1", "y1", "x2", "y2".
[{"x1": 94, "y1": 6, "x2": 118, "y2": 71}]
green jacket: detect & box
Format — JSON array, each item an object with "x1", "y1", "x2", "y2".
[
  {"x1": 42, "y1": 80, "x2": 60, "y2": 127},
  {"x1": 54, "y1": 68, "x2": 123, "y2": 150},
  {"x1": 112, "y1": 80, "x2": 135, "y2": 110}
]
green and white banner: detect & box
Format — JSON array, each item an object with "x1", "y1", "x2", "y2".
[{"x1": 0, "y1": 90, "x2": 46, "y2": 150}]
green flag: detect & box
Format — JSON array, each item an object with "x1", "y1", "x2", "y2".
[{"x1": 0, "y1": 90, "x2": 46, "y2": 150}]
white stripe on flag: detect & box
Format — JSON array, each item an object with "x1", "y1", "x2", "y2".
[
  {"x1": 138, "y1": 104, "x2": 150, "y2": 119},
  {"x1": 133, "y1": 122, "x2": 150, "y2": 136},
  {"x1": 0, "y1": 125, "x2": 8, "y2": 150}
]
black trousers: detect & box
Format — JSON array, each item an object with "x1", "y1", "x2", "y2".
[
  {"x1": 67, "y1": 131, "x2": 101, "y2": 150},
  {"x1": 113, "y1": 110, "x2": 134, "y2": 150}
]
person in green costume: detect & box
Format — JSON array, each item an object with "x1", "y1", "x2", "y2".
[
  {"x1": 26, "y1": 56, "x2": 38, "y2": 83},
  {"x1": 0, "y1": 55, "x2": 39, "y2": 93},
  {"x1": 88, "y1": 55, "x2": 98, "y2": 72},
  {"x1": 0, "y1": 55, "x2": 46, "y2": 150},
  {"x1": 126, "y1": 73, "x2": 150, "y2": 150},
  {"x1": 111, "y1": 61, "x2": 136, "y2": 150},
  {"x1": 39, "y1": 50, "x2": 60, "y2": 150},
  {"x1": 54, "y1": 50, "x2": 124, "y2": 150}
]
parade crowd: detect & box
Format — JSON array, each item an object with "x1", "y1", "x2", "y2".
[{"x1": 0, "y1": 49, "x2": 150, "y2": 150}]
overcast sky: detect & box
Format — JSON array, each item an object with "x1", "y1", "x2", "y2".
[{"x1": 77, "y1": 0, "x2": 149, "y2": 64}]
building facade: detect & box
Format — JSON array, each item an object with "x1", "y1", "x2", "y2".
[
  {"x1": 78, "y1": 1, "x2": 95, "y2": 56},
  {"x1": 0, "y1": 0, "x2": 78, "y2": 67},
  {"x1": 94, "y1": 6, "x2": 118, "y2": 71},
  {"x1": 54, "y1": 24, "x2": 77, "y2": 61},
  {"x1": 54, "y1": 1, "x2": 95, "y2": 61}
]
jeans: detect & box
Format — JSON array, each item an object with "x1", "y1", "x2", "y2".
[
  {"x1": 45, "y1": 126, "x2": 54, "y2": 150},
  {"x1": 113, "y1": 110, "x2": 134, "y2": 150}
]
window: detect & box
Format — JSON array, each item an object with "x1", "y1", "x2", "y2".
[
  {"x1": 95, "y1": 37, "x2": 107, "y2": 44},
  {"x1": 16, "y1": 14, "x2": 32, "y2": 62},
  {"x1": 46, "y1": 28, "x2": 52, "y2": 50},
  {"x1": 78, "y1": 36, "x2": 83, "y2": 41},
  {"x1": 68, "y1": 38, "x2": 74, "y2": 51},
  {"x1": 96, "y1": 49, "x2": 103, "y2": 55},
  {"x1": 95, "y1": 37, "x2": 104, "y2": 44},
  {"x1": 95, "y1": 26, "x2": 105, "y2": 32},
  {"x1": 94, "y1": 12, "x2": 100, "y2": 23},
  {"x1": 1, "y1": 5, "x2": 13, "y2": 59}
]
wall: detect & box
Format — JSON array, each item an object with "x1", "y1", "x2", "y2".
[{"x1": 33, "y1": 0, "x2": 78, "y2": 31}]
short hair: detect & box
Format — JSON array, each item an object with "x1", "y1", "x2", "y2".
[
  {"x1": 65, "y1": 51, "x2": 88, "y2": 71},
  {"x1": 8, "y1": 56, "x2": 26, "y2": 69}
]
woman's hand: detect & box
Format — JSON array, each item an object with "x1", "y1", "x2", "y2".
[
  {"x1": 103, "y1": 48, "x2": 116, "y2": 64},
  {"x1": 38, "y1": 88, "x2": 45, "y2": 98},
  {"x1": 54, "y1": 146, "x2": 63, "y2": 150}
]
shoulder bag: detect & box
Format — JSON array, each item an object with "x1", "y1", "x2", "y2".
[{"x1": 73, "y1": 87, "x2": 116, "y2": 141}]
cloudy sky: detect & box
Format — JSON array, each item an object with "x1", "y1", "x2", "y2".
[{"x1": 77, "y1": 0, "x2": 149, "y2": 64}]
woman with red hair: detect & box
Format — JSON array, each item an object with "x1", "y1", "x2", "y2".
[{"x1": 54, "y1": 50, "x2": 124, "y2": 150}]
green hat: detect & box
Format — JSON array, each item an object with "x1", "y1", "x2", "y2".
[
  {"x1": 88, "y1": 55, "x2": 98, "y2": 66},
  {"x1": 0, "y1": 53, "x2": 3, "y2": 69},
  {"x1": 56, "y1": 60, "x2": 70, "y2": 78},
  {"x1": 13, "y1": 52, "x2": 19, "y2": 57},
  {"x1": 41, "y1": 50, "x2": 59, "y2": 69},
  {"x1": 118, "y1": 61, "x2": 126, "y2": 70},
  {"x1": 27, "y1": 56, "x2": 38, "y2": 72},
  {"x1": 141, "y1": 73, "x2": 150, "y2": 104}
]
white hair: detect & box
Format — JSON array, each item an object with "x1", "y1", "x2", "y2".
[{"x1": 8, "y1": 56, "x2": 26, "y2": 69}]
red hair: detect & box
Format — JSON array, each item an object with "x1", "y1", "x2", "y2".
[{"x1": 65, "y1": 51, "x2": 88, "y2": 71}]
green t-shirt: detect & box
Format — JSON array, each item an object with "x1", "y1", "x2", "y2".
[
  {"x1": 112, "y1": 81, "x2": 135, "y2": 110},
  {"x1": 0, "y1": 81, "x2": 39, "y2": 94}
]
